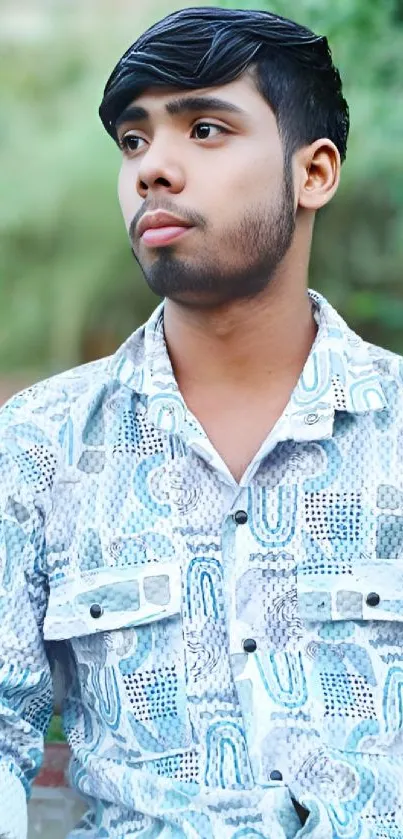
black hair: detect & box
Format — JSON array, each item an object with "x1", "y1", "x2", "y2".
[{"x1": 99, "y1": 6, "x2": 349, "y2": 162}]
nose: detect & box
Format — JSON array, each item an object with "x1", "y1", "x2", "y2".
[{"x1": 136, "y1": 137, "x2": 186, "y2": 199}]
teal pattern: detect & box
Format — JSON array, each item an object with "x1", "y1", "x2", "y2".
[{"x1": 2, "y1": 291, "x2": 403, "y2": 838}]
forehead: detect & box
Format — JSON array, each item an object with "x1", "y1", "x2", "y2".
[{"x1": 127, "y1": 73, "x2": 272, "y2": 118}]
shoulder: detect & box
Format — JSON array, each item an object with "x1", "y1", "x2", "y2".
[
  {"x1": 0, "y1": 356, "x2": 118, "y2": 503},
  {"x1": 0, "y1": 356, "x2": 113, "y2": 437},
  {"x1": 364, "y1": 338, "x2": 403, "y2": 410},
  {"x1": 365, "y1": 339, "x2": 403, "y2": 382}
]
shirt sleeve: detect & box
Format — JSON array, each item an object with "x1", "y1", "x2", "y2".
[{"x1": 0, "y1": 415, "x2": 54, "y2": 839}]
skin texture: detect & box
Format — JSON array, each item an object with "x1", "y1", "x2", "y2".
[{"x1": 117, "y1": 73, "x2": 341, "y2": 481}]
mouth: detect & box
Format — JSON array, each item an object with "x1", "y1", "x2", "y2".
[
  {"x1": 137, "y1": 210, "x2": 194, "y2": 248},
  {"x1": 141, "y1": 225, "x2": 193, "y2": 247}
]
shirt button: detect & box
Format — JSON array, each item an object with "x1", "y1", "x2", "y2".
[
  {"x1": 243, "y1": 638, "x2": 257, "y2": 654},
  {"x1": 234, "y1": 510, "x2": 248, "y2": 525},
  {"x1": 270, "y1": 770, "x2": 283, "y2": 781},
  {"x1": 90, "y1": 603, "x2": 103, "y2": 619},
  {"x1": 366, "y1": 592, "x2": 380, "y2": 608},
  {"x1": 305, "y1": 412, "x2": 319, "y2": 425}
]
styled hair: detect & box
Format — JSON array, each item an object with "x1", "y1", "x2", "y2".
[{"x1": 99, "y1": 6, "x2": 349, "y2": 162}]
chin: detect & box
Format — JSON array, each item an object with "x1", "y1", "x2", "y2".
[
  {"x1": 153, "y1": 289, "x2": 218, "y2": 308},
  {"x1": 163, "y1": 289, "x2": 252, "y2": 311}
]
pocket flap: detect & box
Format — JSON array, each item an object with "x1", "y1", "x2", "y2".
[
  {"x1": 44, "y1": 562, "x2": 181, "y2": 640},
  {"x1": 298, "y1": 562, "x2": 403, "y2": 622}
]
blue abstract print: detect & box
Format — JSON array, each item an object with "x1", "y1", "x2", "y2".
[{"x1": 1, "y1": 292, "x2": 403, "y2": 838}]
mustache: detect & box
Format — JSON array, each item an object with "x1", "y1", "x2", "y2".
[{"x1": 129, "y1": 200, "x2": 207, "y2": 244}]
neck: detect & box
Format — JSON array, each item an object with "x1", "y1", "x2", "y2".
[{"x1": 163, "y1": 275, "x2": 317, "y2": 396}]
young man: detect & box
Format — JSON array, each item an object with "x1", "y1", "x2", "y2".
[{"x1": 0, "y1": 6, "x2": 401, "y2": 839}]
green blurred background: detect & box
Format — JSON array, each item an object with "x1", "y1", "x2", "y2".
[{"x1": 1, "y1": 0, "x2": 403, "y2": 388}]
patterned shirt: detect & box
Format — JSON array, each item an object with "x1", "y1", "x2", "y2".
[{"x1": 1, "y1": 290, "x2": 403, "y2": 839}]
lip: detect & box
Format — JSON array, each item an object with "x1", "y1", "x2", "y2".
[
  {"x1": 141, "y1": 225, "x2": 192, "y2": 247},
  {"x1": 137, "y1": 210, "x2": 193, "y2": 239}
]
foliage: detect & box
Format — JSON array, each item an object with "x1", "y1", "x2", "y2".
[
  {"x1": 46, "y1": 714, "x2": 65, "y2": 744},
  {"x1": 0, "y1": 0, "x2": 403, "y2": 378}
]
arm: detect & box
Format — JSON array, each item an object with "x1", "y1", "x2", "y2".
[{"x1": 0, "y1": 442, "x2": 53, "y2": 839}]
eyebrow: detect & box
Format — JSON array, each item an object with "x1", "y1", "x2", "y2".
[{"x1": 115, "y1": 96, "x2": 246, "y2": 130}]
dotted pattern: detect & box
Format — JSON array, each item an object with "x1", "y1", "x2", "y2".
[
  {"x1": 112, "y1": 409, "x2": 139, "y2": 454},
  {"x1": 301, "y1": 536, "x2": 353, "y2": 576},
  {"x1": 149, "y1": 749, "x2": 200, "y2": 783},
  {"x1": 321, "y1": 672, "x2": 377, "y2": 719},
  {"x1": 14, "y1": 445, "x2": 56, "y2": 492},
  {"x1": 331, "y1": 374, "x2": 348, "y2": 410},
  {"x1": 123, "y1": 666, "x2": 179, "y2": 723},
  {"x1": 304, "y1": 490, "x2": 363, "y2": 544}
]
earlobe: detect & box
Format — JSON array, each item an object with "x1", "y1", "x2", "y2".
[{"x1": 297, "y1": 139, "x2": 341, "y2": 212}]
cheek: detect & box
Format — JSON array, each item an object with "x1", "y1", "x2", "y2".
[
  {"x1": 206, "y1": 162, "x2": 273, "y2": 233},
  {"x1": 209, "y1": 147, "x2": 281, "y2": 214},
  {"x1": 118, "y1": 165, "x2": 138, "y2": 229}
]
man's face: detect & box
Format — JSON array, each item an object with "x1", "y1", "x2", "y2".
[{"x1": 117, "y1": 73, "x2": 296, "y2": 306}]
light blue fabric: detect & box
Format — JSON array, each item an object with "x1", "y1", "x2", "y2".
[{"x1": 1, "y1": 290, "x2": 403, "y2": 838}]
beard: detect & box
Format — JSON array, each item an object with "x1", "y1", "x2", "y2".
[{"x1": 130, "y1": 168, "x2": 296, "y2": 307}]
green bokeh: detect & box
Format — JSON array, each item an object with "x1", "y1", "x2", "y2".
[
  {"x1": 1, "y1": 0, "x2": 403, "y2": 381},
  {"x1": 46, "y1": 714, "x2": 65, "y2": 744}
]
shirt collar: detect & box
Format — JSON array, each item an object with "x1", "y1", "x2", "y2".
[
  {"x1": 285, "y1": 289, "x2": 386, "y2": 441},
  {"x1": 109, "y1": 290, "x2": 386, "y2": 441}
]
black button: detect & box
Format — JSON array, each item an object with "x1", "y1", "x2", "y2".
[
  {"x1": 243, "y1": 638, "x2": 257, "y2": 654},
  {"x1": 270, "y1": 770, "x2": 283, "y2": 781},
  {"x1": 366, "y1": 592, "x2": 380, "y2": 608},
  {"x1": 90, "y1": 603, "x2": 103, "y2": 619},
  {"x1": 234, "y1": 510, "x2": 248, "y2": 525}
]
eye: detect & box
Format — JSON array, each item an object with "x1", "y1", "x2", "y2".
[
  {"x1": 118, "y1": 133, "x2": 148, "y2": 155},
  {"x1": 191, "y1": 122, "x2": 227, "y2": 141}
]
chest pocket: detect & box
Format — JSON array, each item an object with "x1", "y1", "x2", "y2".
[
  {"x1": 44, "y1": 562, "x2": 196, "y2": 762},
  {"x1": 297, "y1": 560, "x2": 403, "y2": 755}
]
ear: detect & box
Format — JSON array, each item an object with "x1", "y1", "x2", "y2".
[{"x1": 294, "y1": 139, "x2": 341, "y2": 211}]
